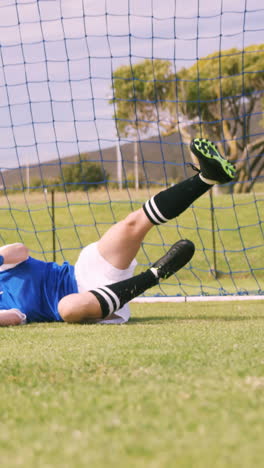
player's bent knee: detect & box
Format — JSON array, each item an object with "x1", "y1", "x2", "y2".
[
  {"x1": 58, "y1": 295, "x2": 79, "y2": 322},
  {"x1": 58, "y1": 292, "x2": 102, "y2": 323}
]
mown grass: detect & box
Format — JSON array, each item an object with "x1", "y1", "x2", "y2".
[
  {"x1": 0, "y1": 301, "x2": 264, "y2": 468},
  {"x1": 0, "y1": 188, "x2": 263, "y2": 295},
  {"x1": 0, "y1": 190, "x2": 263, "y2": 466}
]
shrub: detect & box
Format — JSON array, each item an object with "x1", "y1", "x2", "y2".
[{"x1": 61, "y1": 161, "x2": 108, "y2": 192}]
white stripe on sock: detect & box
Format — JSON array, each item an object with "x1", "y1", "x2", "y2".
[
  {"x1": 92, "y1": 288, "x2": 115, "y2": 314},
  {"x1": 150, "y1": 267, "x2": 159, "y2": 278},
  {"x1": 144, "y1": 199, "x2": 164, "y2": 225},
  {"x1": 150, "y1": 196, "x2": 169, "y2": 223},
  {"x1": 99, "y1": 286, "x2": 121, "y2": 311},
  {"x1": 199, "y1": 173, "x2": 217, "y2": 185}
]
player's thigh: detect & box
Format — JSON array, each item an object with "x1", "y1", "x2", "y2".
[
  {"x1": 74, "y1": 242, "x2": 137, "y2": 324},
  {"x1": 74, "y1": 241, "x2": 137, "y2": 292}
]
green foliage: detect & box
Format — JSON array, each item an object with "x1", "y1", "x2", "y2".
[
  {"x1": 61, "y1": 161, "x2": 108, "y2": 192},
  {"x1": 1, "y1": 178, "x2": 53, "y2": 194},
  {"x1": 122, "y1": 172, "x2": 145, "y2": 189},
  {"x1": 111, "y1": 44, "x2": 264, "y2": 192},
  {"x1": 30, "y1": 178, "x2": 52, "y2": 192},
  {"x1": 176, "y1": 44, "x2": 264, "y2": 192},
  {"x1": 111, "y1": 44, "x2": 264, "y2": 139},
  {"x1": 0, "y1": 163, "x2": 108, "y2": 194},
  {"x1": 111, "y1": 59, "x2": 175, "y2": 136},
  {"x1": 177, "y1": 44, "x2": 264, "y2": 123}
]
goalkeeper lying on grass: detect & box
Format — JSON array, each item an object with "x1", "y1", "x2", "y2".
[{"x1": 0, "y1": 139, "x2": 235, "y2": 326}]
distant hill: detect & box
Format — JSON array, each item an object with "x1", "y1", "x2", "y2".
[
  {"x1": 1, "y1": 111, "x2": 263, "y2": 190},
  {"x1": 0, "y1": 132, "x2": 194, "y2": 189}
]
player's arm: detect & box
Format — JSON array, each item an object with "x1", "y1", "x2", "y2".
[
  {"x1": 0, "y1": 243, "x2": 29, "y2": 270},
  {"x1": 0, "y1": 309, "x2": 26, "y2": 326}
]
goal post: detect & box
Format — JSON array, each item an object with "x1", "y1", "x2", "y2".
[{"x1": 0, "y1": 1, "x2": 263, "y2": 300}]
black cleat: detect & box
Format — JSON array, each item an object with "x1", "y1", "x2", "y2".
[
  {"x1": 190, "y1": 138, "x2": 236, "y2": 184},
  {"x1": 151, "y1": 239, "x2": 195, "y2": 280}
]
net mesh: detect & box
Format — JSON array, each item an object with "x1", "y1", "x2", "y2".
[{"x1": 0, "y1": 0, "x2": 263, "y2": 296}]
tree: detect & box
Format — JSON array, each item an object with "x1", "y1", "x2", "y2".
[
  {"x1": 62, "y1": 161, "x2": 107, "y2": 192},
  {"x1": 110, "y1": 59, "x2": 176, "y2": 138},
  {"x1": 110, "y1": 45, "x2": 264, "y2": 192}
]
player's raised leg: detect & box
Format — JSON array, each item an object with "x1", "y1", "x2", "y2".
[
  {"x1": 98, "y1": 208, "x2": 153, "y2": 270},
  {"x1": 60, "y1": 139, "x2": 235, "y2": 323},
  {"x1": 98, "y1": 138, "x2": 235, "y2": 270},
  {"x1": 98, "y1": 173, "x2": 208, "y2": 270}
]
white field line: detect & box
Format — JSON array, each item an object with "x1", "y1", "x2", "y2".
[{"x1": 132, "y1": 295, "x2": 264, "y2": 303}]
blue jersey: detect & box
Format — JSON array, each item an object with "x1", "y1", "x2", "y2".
[{"x1": 0, "y1": 257, "x2": 78, "y2": 323}]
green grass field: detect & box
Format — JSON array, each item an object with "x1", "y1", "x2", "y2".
[
  {"x1": 1, "y1": 301, "x2": 264, "y2": 468},
  {"x1": 0, "y1": 190, "x2": 264, "y2": 466},
  {"x1": 0, "y1": 189, "x2": 263, "y2": 295}
]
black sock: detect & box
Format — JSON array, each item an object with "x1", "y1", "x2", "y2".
[
  {"x1": 90, "y1": 270, "x2": 158, "y2": 318},
  {"x1": 143, "y1": 174, "x2": 210, "y2": 225}
]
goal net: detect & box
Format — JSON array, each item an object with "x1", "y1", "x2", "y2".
[{"x1": 0, "y1": 0, "x2": 263, "y2": 299}]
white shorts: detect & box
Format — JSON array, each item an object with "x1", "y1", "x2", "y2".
[{"x1": 74, "y1": 242, "x2": 137, "y2": 324}]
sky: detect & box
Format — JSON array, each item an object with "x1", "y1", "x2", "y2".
[{"x1": 0, "y1": 0, "x2": 263, "y2": 169}]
